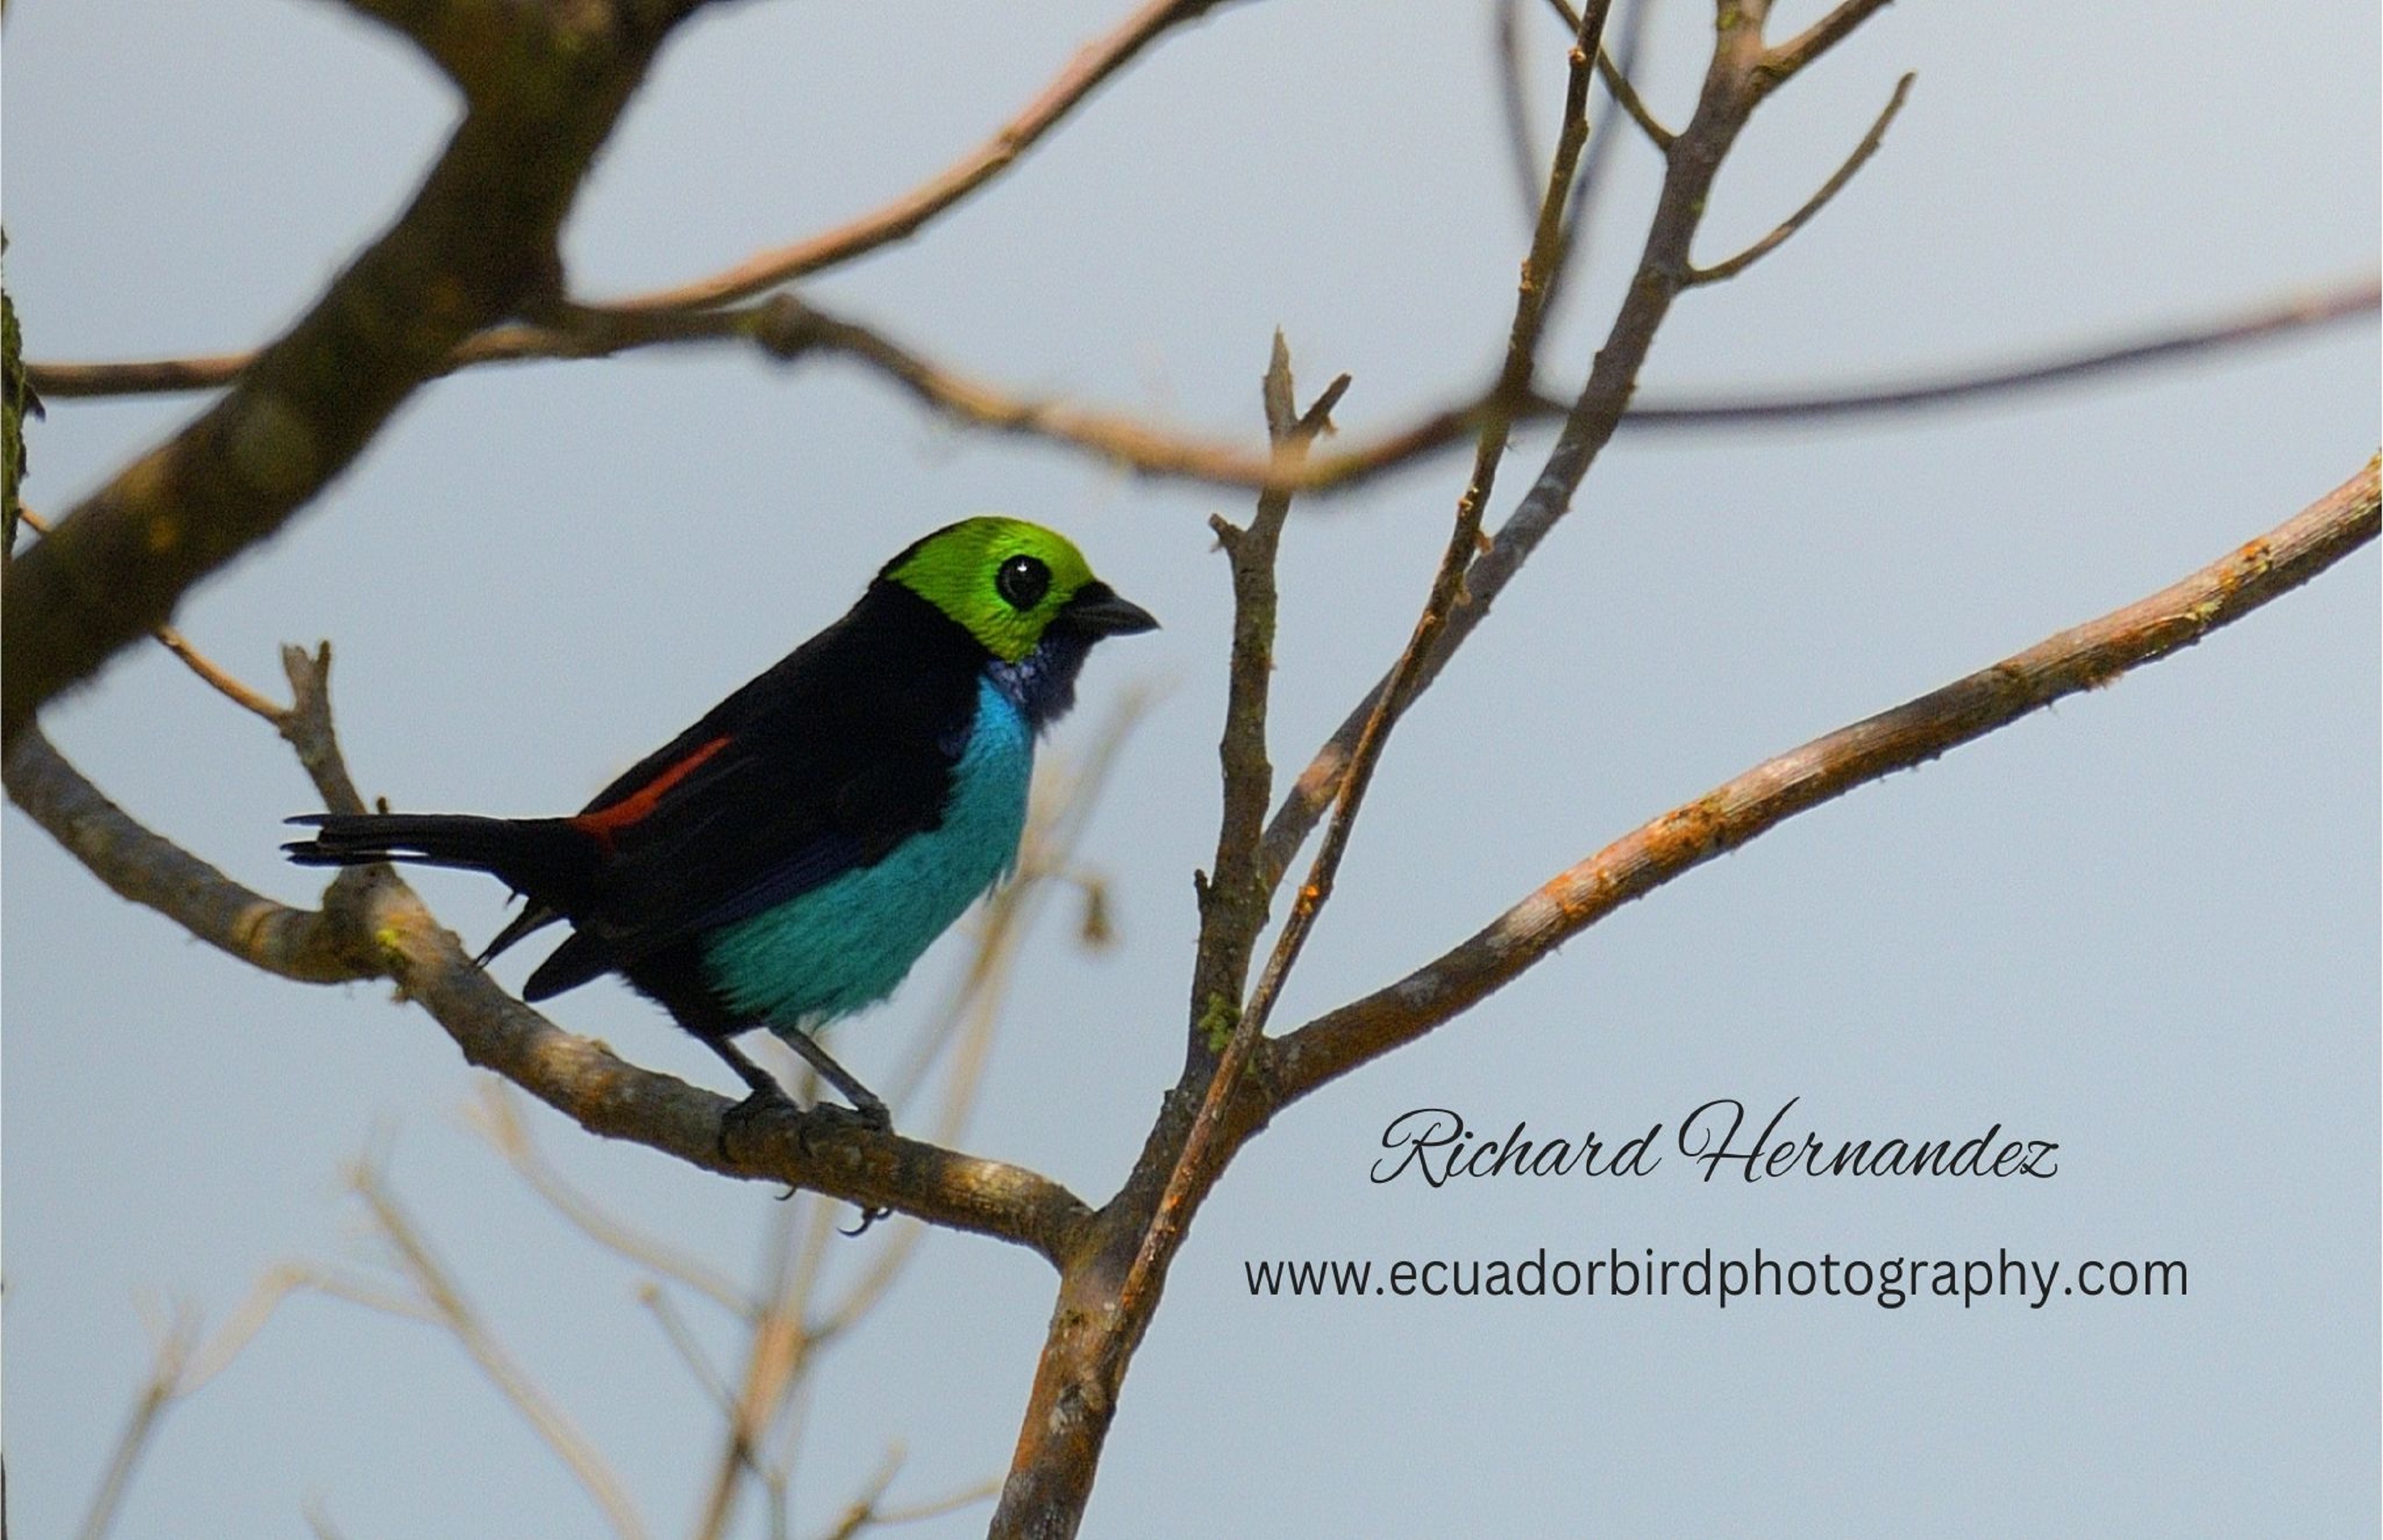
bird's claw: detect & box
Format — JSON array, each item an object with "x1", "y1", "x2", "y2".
[
  {"x1": 786, "y1": 1103, "x2": 895, "y2": 1235},
  {"x1": 718, "y1": 1092, "x2": 892, "y2": 1230}
]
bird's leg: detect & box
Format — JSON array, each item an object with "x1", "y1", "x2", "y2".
[
  {"x1": 776, "y1": 1027, "x2": 894, "y2": 1134},
  {"x1": 772, "y1": 1027, "x2": 894, "y2": 1233},
  {"x1": 709, "y1": 1035, "x2": 807, "y2": 1178},
  {"x1": 709, "y1": 1031, "x2": 892, "y2": 1227},
  {"x1": 709, "y1": 1034, "x2": 799, "y2": 1110}
]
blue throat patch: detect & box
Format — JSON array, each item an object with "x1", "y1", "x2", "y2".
[
  {"x1": 700, "y1": 676, "x2": 1034, "y2": 1032},
  {"x1": 985, "y1": 624, "x2": 1095, "y2": 733}
]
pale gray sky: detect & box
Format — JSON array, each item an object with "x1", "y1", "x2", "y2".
[{"x1": 7, "y1": 2, "x2": 2377, "y2": 1535}]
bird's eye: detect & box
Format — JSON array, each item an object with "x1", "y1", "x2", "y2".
[{"x1": 995, "y1": 554, "x2": 1052, "y2": 611}]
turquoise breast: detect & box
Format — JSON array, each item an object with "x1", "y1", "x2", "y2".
[{"x1": 700, "y1": 677, "x2": 1033, "y2": 1032}]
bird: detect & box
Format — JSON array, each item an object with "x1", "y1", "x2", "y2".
[{"x1": 287, "y1": 517, "x2": 1156, "y2": 1133}]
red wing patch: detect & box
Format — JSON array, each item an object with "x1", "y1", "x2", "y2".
[{"x1": 569, "y1": 735, "x2": 731, "y2": 850}]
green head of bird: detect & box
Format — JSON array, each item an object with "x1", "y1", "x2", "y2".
[{"x1": 882, "y1": 516, "x2": 1156, "y2": 663}]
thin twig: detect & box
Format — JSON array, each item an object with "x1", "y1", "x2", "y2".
[
  {"x1": 1547, "y1": 0, "x2": 1640, "y2": 310},
  {"x1": 811, "y1": 1449, "x2": 906, "y2": 1540},
  {"x1": 1497, "y1": 0, "x2": 1545, "y2": 228},
  {"x1": 1256, "y1": 6, "x2": 1953, "y2": 889},
  {"x1": 607, "y1": 0, "x2": 1233, "y2": 314},
  {"x1": 77, "y1": 1310, "x2": 195, "y2": 1540},
  {"x1": 638, "y1": 1283, "x2": 740, "y2": 1413},
  {"x1": 1620, "y1": 276, "x2": 2381, "y2": 428},
  {"x1": 302, "y1": 1493, "x2": 349, "y2": 1540},
  {"x1": 868, "y1": 1478, "x2": 1004, "y2": 1528},
  {"x1": 351, "y1": 1161, "x2": 649, "y2": 1540},
  {"x1": 14, "y1": 506, "x2": 287, "y2": 723},
  {"x1": 472, "y1": 1083, "x2": 751, "y2": 1316},
  {"x1": 1540, "y1": 0, "x2": 1675, "y2": 146},
  {"x1": 1687, "y1": 72, "x2": 1913, "y2": 284},
  {"x1": 78, "y1": 1264, "x2": 346, "y2": 1540},
  {"x1": 1763, "y1": 0, "x2": 1898, "y2": 84}
]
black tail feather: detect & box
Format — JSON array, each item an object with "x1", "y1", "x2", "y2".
[
  {"x1": 284, "y1": 812, "x2": 535, "y2": 871},
  {"x1": 283, "y1": 812, "x2": 596, "y2": 914}
]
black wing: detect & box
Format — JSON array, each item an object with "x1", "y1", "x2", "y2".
[{"x1": 522, "y1": 581, "x2": 984, "y2": 998}]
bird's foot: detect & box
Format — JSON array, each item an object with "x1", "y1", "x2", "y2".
[
  {"x1": 716, "y1": 1084, "x2": 804, "y2": 1165},
  {"x1": 791, "y1": 1097, "x2": 892, "y2": 1147},
  {"x1": 845, "y1": 1093, "x2": 895, "y2": 1136},
  {"x1": 788, "y1": 1102, "x2": 894, "y2": 1234}
]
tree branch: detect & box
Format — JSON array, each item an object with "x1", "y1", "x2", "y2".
[
  {"x1": 350, "y1": 1161, "x2": 650, "y2": 1540},
  {"x1": 606, "y1": 0, "x2": 1238, "y2": 314},
  {"x1": 1256, "y1": 0, "x2": 1783, "y2": 889},
  {"x1": 1269, "y1": 455, "x2": 2382, "y2": 1102},
  {"x1": 2, "y1": 727, "x2": 385, "y2": 985},
  {"x1": 23, "y1": 276, "x2": 2371, "y2": 504},
  {"x1": 1539, "y1": 0, "x2": 1676, "y2": 147},
  {"x1": 1686, "y1": 71, "x2": 1912, "y2": 285},
  {"x1": 1, "y1": 3, "x2": 693, "y2": 739},
  {"x1": 990, "y1": 9, "x2": 1623, "y2": 1532},
  {"x1": 2, "y1": 696, "x2": 1097, "y2": 1267},
  {"x1": 1762, "y1": 0, "x2": 1898, "y2": 86},
  {"x1": 1619, "y1": 276, "x2": 2381, "y2": 429},
  {"x1": 13, "y1": 0, "x2": 1236, "y2": 398}
]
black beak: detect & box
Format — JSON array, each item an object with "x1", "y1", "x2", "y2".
[{"x1": 1063, "y1": 581, "x2": 1159, "y2": 636}]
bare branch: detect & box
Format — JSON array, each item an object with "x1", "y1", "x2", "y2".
[
  {"x1": 1133, "y1": 0, "x2": 1615, "y2": 1313},
  {"x1": 1, "y1": 5, "x2": 706, "y2": 739},
  {"x1": 1538, "y1": 0, "x2": 1676, "y2": 147},
  {"x1": 24, "y1": 278, "x2": 2371, "y2": 509},
  {"x1": 17, "y1": 0, "x2": 1232, "y2": 394},
  {"x1": 352, "y1": 1161, "x2": 649, "y2": 1540},
  {"x1": 1182, "y1": 338, "x2": 1350, "y2": 1071},
  {"x1": 994, "y1": 11, "x2": 1898, "y2": 1533},
  {"x1": 1497, "y1": 0, "x2": 1546, "y2": 227},
  {"x1": 1763, "y1": 0, "x2": 1898, "y2": 86},
  {"x1": 610, "y1": 0, "x2": 1235, "y2": 314},
  {"x1": 78, "y1": 1265, "x2": 329, "y2": 1540},
  {"x1": 735, "y1": 294, "x2": 1469, "y2": 493},
  {"x1": 15, "y1": 506, "x2": 287, "y2": 723},
  {"x1": 3, "y1": 723, "x2": 1098, "y2": 1260},
  {"x1": 1621, "y1": 276, "x2": 2382, "y2": 429},
  {"x1": 1256, "y1": 0, "x2": 1785, "y2": 890},
  {"x1": 1270, "y1": 456, "x2": 2382, "y2": 1102},
  {"x1": 2, "y1": 728, "x2": 383, "y2": 983},
  {"x1": 472, "y1": 1084, "x2": 751, "y2": 1316},
  {"x1": 1687, "y1": 71, "x2": 1913, "y2": 285}
]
